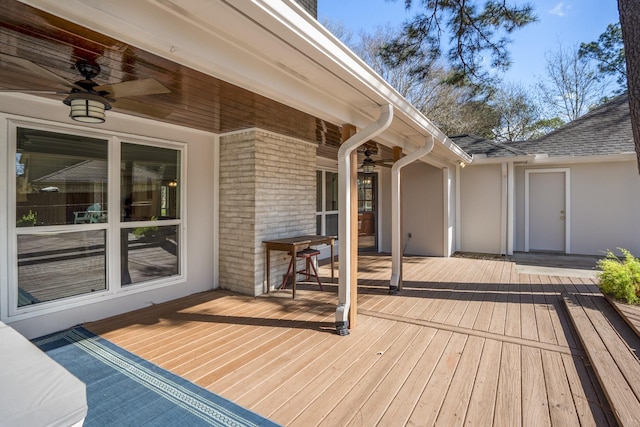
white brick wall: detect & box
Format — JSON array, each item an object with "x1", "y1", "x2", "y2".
[{"x1": 219, "y1": 129, "x2": 316, "y2": 295}]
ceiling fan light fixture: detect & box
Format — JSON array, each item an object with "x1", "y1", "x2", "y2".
[
  {"x1": 361, "y1": 155, "x2": 376, "y2": 173},
  {"x1": 64, "y1": 92, "x2": 111, "y2": 124}
]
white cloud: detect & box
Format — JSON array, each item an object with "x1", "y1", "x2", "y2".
[{"x1": 549, "y1": 2, "x2": 570, "y2": 17}]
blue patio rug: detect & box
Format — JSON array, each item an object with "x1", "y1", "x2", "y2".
[{"x1": 33, "y1": 326, "x2": 281, "y2": 427}]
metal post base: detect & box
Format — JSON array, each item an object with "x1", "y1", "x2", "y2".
[{"x1": 335, "y1": 321, "x2": 350, "y2": 336}]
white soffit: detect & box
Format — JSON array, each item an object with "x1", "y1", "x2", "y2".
[{"x1": 19, "y1": 0, "x2": 470, "y2": 163}]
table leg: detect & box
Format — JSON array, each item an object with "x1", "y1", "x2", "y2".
[
  {"x1": 266, "y1": 247, "x2": 271, "y2": 294},
  {"x1": 291, "y1": 245, "x2": 296, "y2": 299}
]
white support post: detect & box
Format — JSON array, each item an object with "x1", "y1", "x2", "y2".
[
  {"x1": 389, "y1": 136, "x2": 434, "y2": 294},
  {"x1": 335, "y1": 104, "x2": 393, "y2": 335},
  {"x1": 507, "y1": 162, "x2": 514, "y2": 256}
]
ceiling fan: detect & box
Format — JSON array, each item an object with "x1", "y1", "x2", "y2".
[
  {"x1": 360, "y1": 146, "x2": 395, "y2": 172},
  {"x1": 0, "y1": 53, "x2": 171, "y2": 123}
]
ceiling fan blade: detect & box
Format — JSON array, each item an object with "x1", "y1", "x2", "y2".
[
  {"x1": 0, "y1": 53, "x2": 82, "y2": 91},
  {"x1": 0, "y1": 89, "x2": 65, "y2": 94},
  {"x1": 112, "y1": 97, "x2": 172, "y2": 119},
  {"x1": 95, "y1": 78, "x2": 170, "y2": 98},
  {"x1": 374, "y1": 159, "x2": 394, "y2": 168}
]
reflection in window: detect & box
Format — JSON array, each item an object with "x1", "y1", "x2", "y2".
[
  {"x1": 13, "y1": 127, "x2": 184, "y2": 311},
  {"x1": 121, "y1": 225, "x2": 179, "y2": 286},
  {"x1": 17, "y1": 230, "x2": 106, "y2": 306},
  {"x1": 316, "y1": 170, "x2": 339, "y2": 237},
  {"x1": 316, "y1": 171, "x2": 322, "y2": 212},
  {"x1": 358, "y1": 174, "x2": 375, "y2": 212},
  {"x1": 326, "y1": 213, "x2": 338, "y2": 237},
  {"x1": 121, "y1": 143, "x2": 180, "y2": 222},
  {"x1": 16, "y1": 128, "x2": 108, "y2": 226},
  {"x1": 325, "y1": 172, "x2": 338, "y2": 211}
]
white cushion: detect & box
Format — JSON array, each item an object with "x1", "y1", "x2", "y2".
[{"x1": 0, "y1": 322, "x2": 87, "y2": 427}]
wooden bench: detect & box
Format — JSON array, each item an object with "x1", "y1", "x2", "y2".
[{"x1": 563, "y1": 293, "x2": 640, "y2": 426}]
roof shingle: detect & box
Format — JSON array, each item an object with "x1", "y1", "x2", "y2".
[{"x1": 451, "y1": 94, "x2": 634, "y2": 159}]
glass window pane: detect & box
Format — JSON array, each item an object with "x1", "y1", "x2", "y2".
[
  {"x1": 316, "y1": 214, "x2": 322, "y2": 235},
  {"x1": 121, "y1": 143, "x2": 180, "y2": 222},
  {"x1": 121, "y1": 225, "x2": 179, "y2": 285},
  {"x1": 325, "y1": 172, "x2": 338, "y2": 211},
  {"x1": 326, "y1": 213, "x2": 338, "y2": 237},
  {"x1": 316, "y1": 171, "x2": 322, "y2": 212},
  {"x1": 17, "y1": 230, "x2": 106, "y2": 307},
  {"x1": 16, "y1": 128, "x2": 108, "y2": 226}
]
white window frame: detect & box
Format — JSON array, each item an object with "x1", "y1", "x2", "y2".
[
  {"x1": 4, "y1": 118, "x2": 187, "y2": 321},
  {"x1": 316, "y1": 168, "x2": 339, "y2": 237}
]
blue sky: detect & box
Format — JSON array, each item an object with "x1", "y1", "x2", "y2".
[{"x1": 318, "y1": 1, "x2": 621, "y2": 88}]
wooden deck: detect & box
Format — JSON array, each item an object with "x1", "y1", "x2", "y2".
[{"x1": 85, "y1": 254, "x2": 619, "y2": 426}]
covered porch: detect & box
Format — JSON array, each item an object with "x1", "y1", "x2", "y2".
[{"x1": 85, "y1": 254, "x2": 620, "y2": 426}]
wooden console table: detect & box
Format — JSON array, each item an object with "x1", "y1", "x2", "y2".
[{"x1": 263, "y1": 235, "x2": 335, "y2": 298}]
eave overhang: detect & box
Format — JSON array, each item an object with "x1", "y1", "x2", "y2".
[{"x1": 19, "y1": 0, "x2": 470, "y2": 166}]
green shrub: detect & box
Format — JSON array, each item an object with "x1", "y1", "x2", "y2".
[{"x1": 597, "y1": 248, "x2": 640, "y2": 304}]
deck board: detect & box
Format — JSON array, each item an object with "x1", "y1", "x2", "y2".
[
  {"x1": 521, "y1": 346, "x2": 551, "y2": 426},
  {"x1": 83, "y1": 254, "x2": 616, "y2": 426},
  {"x1": 563, "y1": 293, "x2": 639, "y2": 426},
  {"x1": 435, "y1": 335, "x2": 485, "y2": 426},
  {"x1": 465, "y1": 338, "x2": 502, "y2": 426},
  {"x1": 494, "y1": 342, "x2": 522, "y2": 427}
]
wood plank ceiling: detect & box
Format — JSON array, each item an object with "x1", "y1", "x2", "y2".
[{"x1": 0, "y1": 0, "x2": 360, "y2": 160}]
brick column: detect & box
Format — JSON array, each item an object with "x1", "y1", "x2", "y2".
[{"x1": 219, "y1": 129, "x2": 316, "y2": 295}]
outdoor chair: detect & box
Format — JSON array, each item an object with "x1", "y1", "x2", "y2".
[{"x1": 73, "y1": 203, "x2": 106, "y2": 224}]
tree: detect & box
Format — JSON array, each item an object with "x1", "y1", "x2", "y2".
[
  {"x1": 324, "y1": 21, "x2": 500, "y2": 138},
  {"x1": 489, "y1": 83, "x2": 558, "y2": 141},
  {"x1": 537, "y1": 43, "x2": 607, "y2": 122},
  {"x1": 579, "y1": 23, "x2": 626, "y2": 94},
  {"x1": 617, "y1": 0, "x2": 640, "y2": 172},
  {"x1": 379, "y1": 0, "x2": 537, "y2": 87}
]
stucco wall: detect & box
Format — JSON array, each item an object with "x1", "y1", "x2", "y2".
[
  {"x1": 218, "y1": 129, "x2": 316, "y2": 295},
  {"x1": 514, "y1": 161, "x2": 640, "y2": 256},
  {"x1": 459, "y1": 164, "x2": 503, "y2": 254},
  {"x1": 401, "y1": 162, "x2": 444, "y2": 256}
]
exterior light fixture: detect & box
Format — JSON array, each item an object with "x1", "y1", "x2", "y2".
[
  {"x1": 360, "y1": 149, "x2": 376, "y2": 173},
  {"x1": 457, "y1": 160, "x2": 466, "y2": 168},
  {"x1": 63, "y1": 92, "x2": 111, "y2": 123}
]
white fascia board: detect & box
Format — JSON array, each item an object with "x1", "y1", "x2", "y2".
[
  {"x1": 469, "y1": 155, "x2": 535, "y2": 165},
  {"x1": 467, "y1": 152, "x2": 636, "y2": 165},
  {"x1": 528, "y1": 153, "x2": 637, "y2": 165}
]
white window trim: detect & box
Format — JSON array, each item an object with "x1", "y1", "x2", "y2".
[
  {"x1": 315, "y1": 168, "x2": 339, "y2": 260},
  {"x1": 3, "y1": 118, "x2": 187, "y2": 322},
  {"x1": 315, "y1": 168, "x2": 339, "y2": 235}
]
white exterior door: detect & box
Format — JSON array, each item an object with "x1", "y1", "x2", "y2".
[{"x1": 525, "y1": 169, "x2": 570, "y2": 253}]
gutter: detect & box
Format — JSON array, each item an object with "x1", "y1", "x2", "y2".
[
  {"x1": 389, "y1": 136, "x2": 435, "y2": 294},
  {"x1": 335, "y1": 104, "x2": 394, "y2": 336}
]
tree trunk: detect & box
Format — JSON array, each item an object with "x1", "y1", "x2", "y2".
[{"x1": 618, "y1": 0, "x2": 640, "y2": 173}]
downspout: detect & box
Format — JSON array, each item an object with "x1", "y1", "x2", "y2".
[
  {"x1": 389, "y1": 135, "x2": 435, "y2": 294},
  {"x1": 335, "y1": 104, "x2": 394, "y2": 336}
]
